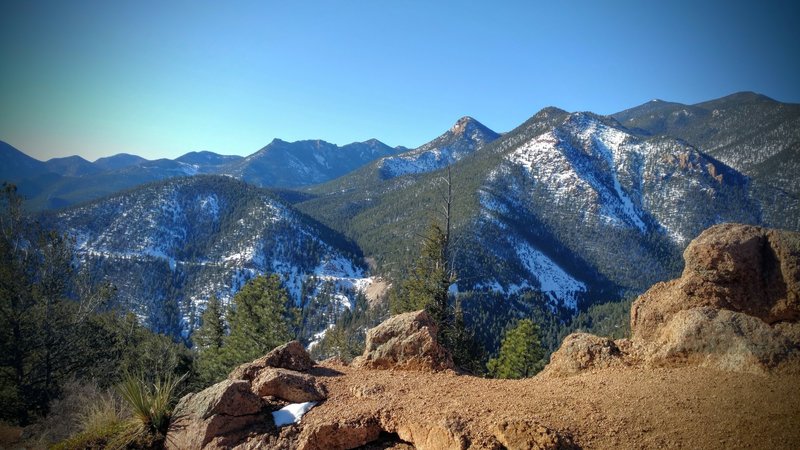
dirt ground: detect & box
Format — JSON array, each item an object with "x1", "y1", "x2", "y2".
[{"x1": 303, "y1": 361, "x2": 800, "y2": 449}]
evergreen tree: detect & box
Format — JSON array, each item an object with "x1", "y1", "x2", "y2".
[
  {"x1": 389, "y1": 221, "x2": 452, "y2": 323},
  {"x1": 487, "y1": 319, "x2": 545, "y2": 379},
  {"x1": 223, "y1": 274, "x2": 292, "y2": 369},
  {"x1": 192, "y1": 295, "x2": 227, "y2": 386},
  {"x1": 443, "y1": 298, "x2": 485, "y2": 374}
]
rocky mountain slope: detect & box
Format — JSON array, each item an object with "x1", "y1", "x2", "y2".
[
  {"x1": 377, "y1": 116, "x2": 499, "y2": 179},
  {"x1": 49, "y1": 175, "x2": 374, "y2": 339},
  {"x1": 296, "y1": 105, "x2": 766, "y2": 323},
  {"x1": 165, "y1": 224, "x2": 800, "y2": 449},
  {"x1": 613, "y1": 91, "x2": 800, "y2": 230},
  {"x1": 6, "y1": 91, "x2": 796, "y2": 341}
]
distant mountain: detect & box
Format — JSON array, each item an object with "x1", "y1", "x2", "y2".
[
  {"x1": 5, "y1": 91, "x2": 798, "y2": 339},
  {"x1": 378, "y1": 116, "x2": 500, "y2": 178},
  {"x1": 93, "y1": 153, "x2": 149, "y2": 171},
  {"x1": 0, "y1": 140, "x2": 48, "y2": 182},
  {"x1": 613, "y1": 91, "x2": 800, "y2": 230},
  {"x1": 175, "y1": 150, "x2": 243, "y2": 169},
  {"x1": 294, "y1": 115, "x2": 504, "y2": 227},
  {"x1": 224, "y1": 138, "x2": 403, "y2": 188},
  {"x1": 5, "y1": 139, "x2": 405, "y2": 210},
  {"x1": 49, "y1": 175, "x2": 372, "y2": 340},
  {"x1": 45, "y1": 155, "x2": 101, "y2": 177}
]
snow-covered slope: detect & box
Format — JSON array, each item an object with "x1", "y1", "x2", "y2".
[
  {"x1": 613, "y1": 92, "x2": 800, "y2": 230},
  {"x1": 470, "y1": 112, "x2": 759, "y2": 304},
  {"x1": 378, "y1": 116, "x2": 499, "y2": 178},
  {"x1": 54, "y1": 176, "x2": 375, "y2": 340}
]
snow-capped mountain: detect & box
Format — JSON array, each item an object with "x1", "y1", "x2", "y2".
[
  {"x1": 93, "y1": 153, "x2": 149, "y2": 171},
  {"x1": 378, "y1": 116, "x2": 500, "y2": 178},
  {"x1": 6, "y1": 91, "x2": 797, "y2": 332},
  {"x1": 613, "y1": 91, "x2": 800, "y2": 230},
  {"x1": 175, "y1": 150, "x2": 244, "y2": 169},
  {"x1": 51, "y1": 175, "x2": 374, "y2": 340},
  {"x1": 472, "y1": 111, "x2": 757, "y2": 306},
  {"x1": 296, "y1": 106, "x2": 767, "y2": 318}
]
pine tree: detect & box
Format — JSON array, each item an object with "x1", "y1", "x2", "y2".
[
  {"x1": 193, "y1": 295, "x2": 227, "y2": 385},
  {"x1": 223, "y1": 274, "x2": 292, "y2": 369},
  {"x1": 487, "y1": 319, "x2": 545, "y2": 379},
  {"x1": 389, "y1": 221, "x2": 452, "y2": 324}
]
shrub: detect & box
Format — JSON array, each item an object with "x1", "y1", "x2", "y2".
[{"x1": 116, "y1": 372, "x2": 187, "y2": 445}]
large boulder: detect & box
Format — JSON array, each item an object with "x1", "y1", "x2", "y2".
[
  {"x1": 644, "y1": 307, "x2": 800, "y2": 374},
  {"x1": 296, "y1": 417, "x2": 383, "y2": 450},
  {"x1": 230, "y1": 340, "x2": 315, "y2": 381},
  {"x1": 167, "y1": 380, "x2": 268, "y2": 450},
  {"x1": 251, "y1": 368, "x2": 327, "y2": 403},
  {"x1": 630, "y1": 224, "x2": 800, "y2": 373},
  {"x1": 632, "y1": 224, "x2": 800, "y2": 342},
  {"x1": 540, "y1": 333, "x2": 634, "y2": 377},
  {"x1": 352, "y1": 310, "x2": 454, "y2": 371},
  {"x1": 545, "y1": 224, "x2": 800, "y2": 376}
]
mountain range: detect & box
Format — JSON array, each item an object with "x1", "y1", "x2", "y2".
[
  {"x1": 5, "y1": 91, "x2": 798, "y2": 344},
  {"x1": 0, "y1": 137, "x2": 404, "y2": 211}
]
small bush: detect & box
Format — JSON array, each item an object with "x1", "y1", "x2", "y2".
[{"x1": 116, "y1": 372, "x2": 187, "y2": 446}]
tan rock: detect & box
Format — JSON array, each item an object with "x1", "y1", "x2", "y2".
[
  {"x1": 629, "y1": 223, "x2": 800, "y2": 373},
  {"x1": 632, "y1": 224, "x2": 800, "y2": 342},
  {"x1": 352, "y1": 310, "x2": 454, "y2": 371},
  {"x1": 645, "y1": 306, "x2": 800, "y2": 374},
  {"x1": 541, "y1": 333, "x2": 632, "y2": 377},
  {"x1": 297, "y1": 417, "x2": 383, "y2": 450},
  {"x1": 251, "y1": 368, "x2": 327, "y2": 403},
  {"x1": 494, "y1": 419, "x2": 578, "y2": 450},
  {"x1": 167, "y1": 380, "x2": 267, "y2": 450},
  {"x1": 230, "y1": 340, "x2": 315, "y2": 381}
]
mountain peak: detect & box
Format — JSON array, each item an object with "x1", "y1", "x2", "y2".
[{"x1": 450, "y1": 116, "x2": 481, "y2": 135}]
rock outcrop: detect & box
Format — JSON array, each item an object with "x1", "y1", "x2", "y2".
[
  {"x1": 167, "y1": 343, "x2": 322, "y2": 449},
  {"x1": 167, "y1": 380, "x2": 269, "y2": 450},
  {"x1": 546, "y1": 223, "x2": 800, "y2": 376},
  {"x1": 251, "y1": 368, "x2": 327, "y2": 403},
  {"x1": 352, "y1": 309, "x2": 454, "y2": 371},
  {"x1": 632, "y1": 223, "x2": 799, "y2": 341},
  {"x1": 540, "y1": 333, "x2": 635, "y2": 377},
  {"x1": 230, "y1": 340, "x2": 315, "y2": 381}
]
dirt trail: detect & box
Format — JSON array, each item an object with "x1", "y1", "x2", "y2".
[{"x1": 303, "y1": 362, "x2": 800, "y2": 449}]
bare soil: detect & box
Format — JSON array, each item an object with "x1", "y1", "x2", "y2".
[{"x1": 304, "y1": 361, "x2": 800, "y2": 449}]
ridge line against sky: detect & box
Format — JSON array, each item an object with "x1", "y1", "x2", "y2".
[{"x1": 1, "y1": 0, "x2": 798, "y2": 161}]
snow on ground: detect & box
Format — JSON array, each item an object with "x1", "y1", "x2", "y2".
[
  {"x1": 514, "y1": 241, "x2": 585, "y2": 310},
  {"x1": 272, "y1": 402, "x2": 317, "y2": 427},
  {"x1": 307, "y1": 325, "x2": 334, "y2": 351},
  {"x1": 505, "y1": 113, "x2": 648, "y2": 233}
]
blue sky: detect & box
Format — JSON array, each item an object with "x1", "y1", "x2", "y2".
[{"x1": 1, "y1": 0, "x2": 798, "y2": 161}]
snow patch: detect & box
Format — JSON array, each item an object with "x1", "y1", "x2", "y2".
[
  {"x1": 514, "y1": 242, "x2": 585, "y2": 310},
  {"x1": 272, "y1": 402, "x2": 317, "y2": 427}
]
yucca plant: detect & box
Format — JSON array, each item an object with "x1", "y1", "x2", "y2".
[{"x1": 116, "y1": 372, "x2": 187, "y2": 446}]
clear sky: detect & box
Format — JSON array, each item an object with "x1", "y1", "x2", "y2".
[{"x1": 1, "y1": 0, "x2": 798, "y2": 161}]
